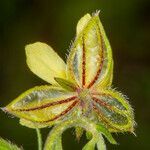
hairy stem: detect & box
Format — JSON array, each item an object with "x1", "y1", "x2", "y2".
[{"x1": 36, "y1": 128, "x2": 42, "y2": 150}]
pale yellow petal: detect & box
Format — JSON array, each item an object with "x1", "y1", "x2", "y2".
[
  {"x1": 76, "y1": 13, "x2": 91, "y2": 35},
  {"x1": 25, "y1": 42, "x2": 66, "y2": 85}
]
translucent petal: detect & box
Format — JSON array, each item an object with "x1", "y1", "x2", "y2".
[
  {"x1": 76, "y1": 13, "x2": 91, "y2": 35},
  {"x1": 3, "y1": 86, "x2": 78, "y2": 126},
  {"x1": 92, "y1": 89, "x2": 135, "y2": 132},
  {"x1": 67, "y1": 13, "x2": 113, "y2": 88},
  {"x1": 26, "y1": 42, "x2": 66, "y2": 85}
]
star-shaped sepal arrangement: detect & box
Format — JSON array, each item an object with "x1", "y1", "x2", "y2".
[{"x1": 2, "y1": 11, "x2": 135, "y2": 150}]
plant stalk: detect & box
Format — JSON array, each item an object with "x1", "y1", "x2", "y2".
[{"x1": 36, "y1": 128, "x2": 42, "y2": 150}]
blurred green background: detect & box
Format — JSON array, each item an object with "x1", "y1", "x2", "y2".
[{"x1": 0, "y1": 0, "x2": 150, "y2": 149}]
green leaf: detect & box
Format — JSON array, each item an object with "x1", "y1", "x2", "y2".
[
  {"x1": 96, "y1": 135, "x2": 106, "y2": 150},
  {"x1": 82, "y1": 138, "x2": 96, "y2": 150},
  {"x1": 0, "y1": 138, "x2": 21, "y2": 150},
  {"x1": 96, "y1": 123, "x2": 117, "y2": 144}
]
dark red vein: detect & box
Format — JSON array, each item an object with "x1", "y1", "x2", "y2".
[
  {"x1": 87, "y1": 21, "x2": 106, "y2": 89},
  {"x1": 87, "y1": 34, "x2": 104, "y2": 88},
  {"x1": 93, "y1": 103, "x2": 106, "y2": 120},
  {"x1": 91, "y1": 92, "x2": 114, "y2": 100},
  {"x1": 38, "y1": 100, "x2": 79, "y2": 123},
  {"x1": 14, "y1": 96, "x2": 77, "y2": 112},
  {"x1": 92, "y1": 92, "x2": 114, "y2": 98},
  {"x1": 92, "y1": 96, "x2": 113, "y2": 111},
  {"x1": 92, "y1": 103, "x2": 117, "y2": 130},
  {"x1": 92, "y1": 103, "x2": 110, "y2": 127},
  {"x1": 82, "y1": 37, "x2": 86, "y2": 87}
]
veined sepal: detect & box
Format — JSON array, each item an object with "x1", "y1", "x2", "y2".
[
  {"x1": 92, "y1": 88, "x2": 135, "y2": 133},
  {"x1": 2, "y1": 85, "x2": 78, "y2": 127},
  {"x1": 67, "y1": 12, "x2": 113, "y2": 88}
]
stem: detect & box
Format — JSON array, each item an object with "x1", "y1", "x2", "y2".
[{"x1": 36, "y1": 128, "x2": 42, "y2": 150}]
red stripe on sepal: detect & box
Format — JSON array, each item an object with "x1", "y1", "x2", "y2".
[{"x1": 14, "y1": 96, "x2": 77, "y2": 112}]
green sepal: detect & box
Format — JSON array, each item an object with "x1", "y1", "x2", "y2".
[
  {"x1": 96, "y1": 123, "x2": 117, "y2": 144},
  {"x1": 82, "y1": 138, "x2": 96, "y2": 150},
  {"x1": 54, "y1": 77, "x2": 77, "y2": 91},
  {"x1": 0, "y1": 138, "x2": 21, "y2": 150},
  {"x1": 96, "y1": 135, "x2": 106, "y2": 150}
]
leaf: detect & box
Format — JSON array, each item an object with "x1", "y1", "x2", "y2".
[
  {"x1": 0, "y1": 138, "x2": 21, "y2": 150},
  {"x1": 96, "y1": 123, "x2": 117, "y2": 144},
  {"x1": 96, "y1": 135, "x2": 106, "y2": 150},
  {"x1": 3, "y1": 86, "x2": 78, "y2": 127},
  {"x1": 67, "y1": 12, "x2": 113, "y2": 88},
  {"x1": 25, "y1": 42, "x2": 66, "y2": 85},
  {"x1": 82, "y1": 138, "x2": 96, "y2": 150}
]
